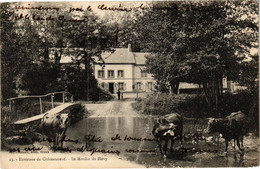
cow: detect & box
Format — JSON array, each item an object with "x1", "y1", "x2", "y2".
[
  {"x1": 40, "y1": 113, "x2": 69, "y2": 147},
  {"x1": 226, "y1": 111, "x2": 249, "y2": 149},
  {"x1": 152, "y1": 113, "x2": 183, "y2": 157},
  {"x1": 206, "y1": 111, "x2": 249, "y2": 153}
]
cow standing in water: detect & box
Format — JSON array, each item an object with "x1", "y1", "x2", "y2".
[
  {"x1": 206, "y1": 111, "x2": 249, "y2": 153},
  {"x1": 40, "y1": 113, "x2": 69, "y2": 147},
  {"x1": 226, "y1": 111, "x2": 249, "y2": 148},
  {"x1": 152, "y1": 113, "x2": 183, "y2": 157}
]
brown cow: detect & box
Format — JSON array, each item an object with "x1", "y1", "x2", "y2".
[
  {"x1": 152, "y1": 113, "x2": 183, "y2": 157},
  {"x1": 40, "y1": 113, "x2": 69, "y2": 147},
  {"x1": 226, "y1": 111, "x2": 249, "y2": 148},
  {"x1": 206, "y1": 111, "x2": 249, "y2": 153}
]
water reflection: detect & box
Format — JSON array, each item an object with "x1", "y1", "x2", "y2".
[
  {"x1": 66, "y1": 116, "x2": 156, "y2": 153},
  {"x1": 228, "y1": 152, "x2": 244, "y2": 167},
  {"x1": 65, "y1": 115, "x2": 259, "y2": 167}
]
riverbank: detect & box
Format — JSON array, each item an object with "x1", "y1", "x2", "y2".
[
  {"x1": 2, "y1": 100, "x2": 259, "y2": 167},
  {"x1": 132, "y1": 92, "x2": 259, "y2": 131}
]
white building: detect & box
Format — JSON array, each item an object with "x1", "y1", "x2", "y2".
[
  {"x1": 93, "y1": 44, "x2": 155, "y2": 94},
  {"x1": 48, "y1": 46, "x2": 244, "y2": 95}
]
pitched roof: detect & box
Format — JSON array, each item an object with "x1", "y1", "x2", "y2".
[
  {"x1": 102, "y1": 48, "x2": 136, "y2": 64},
  {"x1": 49, "y1": 47, "x2": 150, "y2": 65},
  {"x1": 99, "y1": 48, "x2": 149, "y2": 65},
  {"x1": 133, "y1": 52, "x2": 148, "y2": 65}
]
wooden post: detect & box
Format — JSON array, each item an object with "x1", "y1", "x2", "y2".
[
  {"x1": 39, "y1": 97, "x2": 43, "y2": 114},
  {"x1": 51, "y1": 94, "x2": 54, "y2": 108},
  {"x1": 71, "y1": 95, "x2": 74, "y2": 103},
  {"x1": 62, "y1": 93, "x2": 65, "y2": 104}
]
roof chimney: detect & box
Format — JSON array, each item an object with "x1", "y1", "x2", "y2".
[{"x1": 128, "y1": 44, "x2": 132, "y2": 52}]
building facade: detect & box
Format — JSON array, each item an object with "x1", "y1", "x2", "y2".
[
  {"x1": 94, "y1": 45, "x2": 155, "y2": 94},
  {"x1": 48, "y1": 46, "x2": 244, "y2": 95}
]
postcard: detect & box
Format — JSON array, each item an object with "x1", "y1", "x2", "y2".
[{"x1": 1, "y1": 1, "x2": 259, "y2": 168}]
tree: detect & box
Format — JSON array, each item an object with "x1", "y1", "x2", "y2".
[
  {"x1": 229, "y1": 0, "x2": 258, "y2": 93},
  {"x1": 17, "y1": 62, "x2": 62, "y2": 95},
  {"x1": 1, "y1": 2, "x2": 115, "y2": 100},
  {"x1": 59, "y1": 10, "x2": 114, "y2": 100},
  {"x1": 101, "y1": 2, "x2": 143, "y2": 50},
  {"x1": 1, "y1": 2, "x2": 42, "y2": 100},
  {"x1": 119, "y1": 1, "x2": 258, "y2": 109}
]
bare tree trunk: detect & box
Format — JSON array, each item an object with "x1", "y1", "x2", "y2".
[
  {"x1": 115, "y1": 26, "x2": 119, "y2": 47},
  {"x1": 202, "y1": 82, "x2": 210, "y2": 106},
  {"x1": 220, "y1": 76, "x2": 223, "y2": 95},
  {"x1": 170, "y1": 81, "x2": 180, "y2": 95},
  {"x1": 208, "y1": 79, "x2": 214, "y2": 108},
  {"x1": 84, "y1": 57, "x2": 89, "y2": 101}
]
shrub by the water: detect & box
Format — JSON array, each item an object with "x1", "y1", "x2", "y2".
[
  {"x1": 133, "y1": 91, "x2": 258, "y2": 131},
  {"x1": 134, "y1": 91, "x2": 258, "y2": 118},
  {"x1": 133, "y1": 93, "x2": 191, "y2": 116},
  {"x1": 89, "y1": 86, "x2": 115, "y2": 101},
  {"x1": 1, "y1": 106, "x2": 15, "y2": 149}
]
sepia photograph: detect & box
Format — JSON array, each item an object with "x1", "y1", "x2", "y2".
[{"x1": 0, "y1": 1, "x2": 259, "y2": 168}]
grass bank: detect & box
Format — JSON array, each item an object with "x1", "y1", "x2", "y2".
[{"x1": 132, "y1": 92, "x2": 259, "y2": 131}]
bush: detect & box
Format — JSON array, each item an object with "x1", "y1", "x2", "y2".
[
  {"x1": 133, "y1": 91, "x2": 258, "y2": 131},
  {"x1": 132, "y1": 93, "x2": 191, "y2": 116},
  {"x1": 217, "y1": 91, "x2": 254, "y2": 116},
  {"x1": 1, "y1": 106, "x2": 15, "y2": 149}
]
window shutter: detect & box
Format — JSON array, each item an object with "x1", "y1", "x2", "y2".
[
  {"x1": 104, "y1": 83, "x2": 108, "y2": 90},
  {"x1": 124, "y1": 83, "x2": 126, "y2": 90},
  {"x1": 115, "y1": 83, "x2": 118, "y2": 91}
]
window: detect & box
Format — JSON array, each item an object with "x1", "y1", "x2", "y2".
[
  {"x1": 141, "y1": 70, "x2": 147, "y2": 77},
  {"x1": 148, "y1": 82, "x2": 153, "y2": 90},
  {"x1": 136, "y1": 82, "x2": 142, "y2": 90},
  {"x1": 108, "y1": 70, "x2": 114, "y2": 78},
  {"x1": 118, "y1": 83, "x2": 125, "y2": 90},
  {"x1": 118, "y1": 70, "x2": 124, "y2": 78},
  {"x1": 98, "y1": 70, "x2": 104, "y2": 78}
]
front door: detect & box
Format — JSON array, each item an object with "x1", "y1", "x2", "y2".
[{"x1": 109, "y1": 83, "x2": 114, "y2": 93}]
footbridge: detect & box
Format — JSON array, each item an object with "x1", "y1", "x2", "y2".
[
  {"x1": 6, "y1": 91, "x2": 79, "y2": 125},
  {"x1": 14, "y1": 103, "x2": 79, "y2": 125}
]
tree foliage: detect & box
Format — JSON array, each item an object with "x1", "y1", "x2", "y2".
[
  {"x1": 1, "y1": 3, "x2": 42, "y2": 99},
  {"x1": 118, "y1": 1, "x2": 258, "y2": 109},
  {"x1": 16, "y1": 62, "x2": 62, "y2": 95},
  {"x1": 1, "y1": 2, "x2": 114, "y2": 101}
]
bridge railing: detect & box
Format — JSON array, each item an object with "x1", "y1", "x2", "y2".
[{"x1": 6, "y1": 91, "x2": 74, "y2": 116}]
